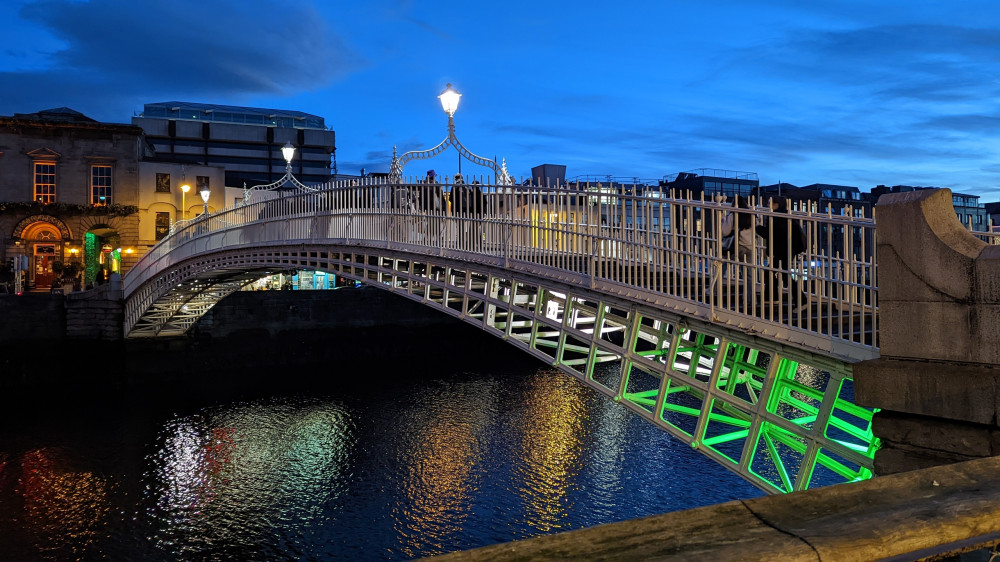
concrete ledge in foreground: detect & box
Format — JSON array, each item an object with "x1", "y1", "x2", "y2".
[{"x1": 429, "y1": 455, "x2": 1000, "y2": 561}]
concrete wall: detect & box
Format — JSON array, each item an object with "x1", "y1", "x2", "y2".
[{"x1": 855, "y1": 188, "x2": 1000, "y2": 474}]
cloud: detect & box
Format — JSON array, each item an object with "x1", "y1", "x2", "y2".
[{"x1": 0, "y1": 0, "x2": 363, "y2": 120}]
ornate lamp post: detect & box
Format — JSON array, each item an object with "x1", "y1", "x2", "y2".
[
  {"x1": 389, "y1": 83, "x2": 512, "y2": 184},
  {"x1": 199, "y1": 184, "x2": 211, "y2": 216},
  {"x1": 241, "y1": 142, "x2": 314, "y2": 203}
]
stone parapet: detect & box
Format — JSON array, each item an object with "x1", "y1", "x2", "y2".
[
  {"x1": 855, "y1": 188, "x2": 1000, "y2": 475},
  {"x1": 430, "y1": 456, "x2": 1000, "y2": 561}
]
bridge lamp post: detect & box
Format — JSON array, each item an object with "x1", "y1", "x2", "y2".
[
  {"x1": 282, "y1": 142, "x2": 296, "y2": 172},
  {"x1": 388, "y1": 84, "x2": 512, "y2": 184},
  {"x1": 199, "y1": 185, "x2": 210, "y2": 216},
  {"x1": 180, "y1": 183, "x2": 191, "y2": 220},
  {"x1": 438, "y1": 84, "x2": 463, "y2": 173}
]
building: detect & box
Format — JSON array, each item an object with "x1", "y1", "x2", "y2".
[
  {"x1": 136, "y1": 161, "x2": 225, "y2": 245},
  {"x1": 132, "y1": 101, "x2": 337, "y2": 188},
  {"x1": 663, "y1": 169, "x2": 760, "y2": 201},
  {"x1": 0, "y1": 108, "x2": 143, "y2": 290}
]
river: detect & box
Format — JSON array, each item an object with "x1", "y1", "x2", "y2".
[{"x1": 0, "y1": 325, "x2": 763, "y2": 560}]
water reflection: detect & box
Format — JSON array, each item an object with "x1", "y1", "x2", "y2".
[
  {"x1": 0, "y1": 358, "x2": 764, "y2": 560},
  {"x1": 515, "y1": 371, "x2": 588, "y2": 532},
  {"x1": 145, "y1": 397, "x2": 355, "y2": 557},
  {"x1": 7, "y1": 447, "x2": 114, "y2": 559},
  {"x1": 390, "y1": 377, "x2": 499, "y2": 558}
]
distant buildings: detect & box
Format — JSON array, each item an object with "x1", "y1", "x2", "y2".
[{"x1": 133, "y1": 101, "x2": 337, "y2": 188}]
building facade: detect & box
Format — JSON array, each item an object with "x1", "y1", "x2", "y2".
[
  {"x1": 136, "y1": 161, "x2": 226, "y2": 246},
  {"x1": 133, "y1": 102, "x2": 337, "y2": 188},
  {"x1": 0, "y1": 108, "x2": 144, "y2": 291}
]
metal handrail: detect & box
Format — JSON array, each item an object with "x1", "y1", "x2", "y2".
[{"x1": 125, "y1": 179, "x2": 880, "y2": 355}]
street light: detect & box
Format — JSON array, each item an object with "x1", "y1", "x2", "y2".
[
  {"x1": 438, "y1": 83, "x2": 461, "y2": 117},
  {"x1": 389, "y1": 83, "x2": 512, "y2": 184},
  {"x1": 281, "y1": 142, "x2": 295, "y2": 170},
  {"x1": 199, "y1": 184, "x2": 210, "y2": 216},
  {"x1": 180, "y1": 183, "x2": 191, "y2": 220}
]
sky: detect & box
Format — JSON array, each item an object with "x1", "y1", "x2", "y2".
[{"x1": 1, "y1": 0, "x2": 999, "y2": 198}]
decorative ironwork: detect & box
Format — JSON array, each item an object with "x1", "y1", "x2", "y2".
[
  {"x1": 241, "y1": 152, "x2": 318, "y2": 204},
  {"x1": 389, "y1": 86, "x2": 513, "y2": 185}
]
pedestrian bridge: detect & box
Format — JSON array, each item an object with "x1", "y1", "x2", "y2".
[{"x1": 124, "y1": 177, "x2": 885, "y2": 494}]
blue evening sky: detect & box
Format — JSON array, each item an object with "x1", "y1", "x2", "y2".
[{"x1": 1, "y1": 0, "x2": 998, "y2": 198}]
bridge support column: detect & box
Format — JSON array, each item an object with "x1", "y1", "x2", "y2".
[{"x1": 854, "y1": 188, "x2": 1000, "y2": 475}]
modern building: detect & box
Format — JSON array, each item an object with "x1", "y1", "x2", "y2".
[
  {"x1": 132, "y1": 101, "x2": 337, "y2": 188},
  {"x1": 0, "y1": 108, "x2": 143, "y2": 290},
  {"x1": 663, "y1": 169, "x2": 760, "y2": 201}
]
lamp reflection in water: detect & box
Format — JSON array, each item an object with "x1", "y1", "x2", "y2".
[
  {"x1": 391, "y1": 378, "x2": 498, "y2": 558},
  {"x1": 515, "y1": 371, "x2": 589, "y2": 532},
  {"x1": 147, "y1": 397, "x2": 355, "y2": 557},
  {"x1": 13, "y1": 447, "x2": 113, "y2": 557}
]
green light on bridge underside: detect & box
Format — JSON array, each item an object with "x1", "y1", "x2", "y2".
[{"x1": 620, "y1": 328, "x2": 877, "y2": 494}]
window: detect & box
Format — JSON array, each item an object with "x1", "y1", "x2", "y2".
[
  {"x1": 156, "y1": 172, "x2": 171, "y2": 193},
  {"x1": 155, "y1": 212, "x2": 171, "y2": 240},
  {"x1": 34, "y1": 162, "x2": 56, "y2": 203},
  {"x1": 91, "y1": 164, "x2": 112, "y2": 206},
  {"x1": 196, "y1": 175, "x2": 209, "y2": 192}
]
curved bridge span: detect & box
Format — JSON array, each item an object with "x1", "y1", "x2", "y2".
[{"x1": 123, "y1": 179, "x2": 880, "y2": 493}]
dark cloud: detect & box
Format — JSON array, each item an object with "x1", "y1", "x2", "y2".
[{"x1": 0, "y1": 0, "x2": 363, "y2": 120}]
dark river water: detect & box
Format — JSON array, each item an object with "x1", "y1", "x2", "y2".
[{"x1": 0, "y1": 326, "x2": 763, "y2": 560}]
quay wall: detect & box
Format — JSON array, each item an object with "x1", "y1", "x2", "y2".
[{"x1": 0, "y1": 286, "x2": 466, "y2": 388}]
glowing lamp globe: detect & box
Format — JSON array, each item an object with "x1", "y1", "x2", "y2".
[
  {"x1": 438, "y1": 84, "x2": 461, "y2": 117},
  {"x1": 281, "y1": 142, "x2": 296, "y2": 164}
]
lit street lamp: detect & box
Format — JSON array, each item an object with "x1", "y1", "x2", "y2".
[
  {"x1": 180, "y1": 183, "x2": 191, "y2": 220},
  {"x1": 438, "y1": 83, "x2": 461, "y2": 117},
  {"x1": 281, "y1": 141, "x2": 296, "y2": 171},
  {"x1": 389, "y1": 83, "x2": 512, "y2": 184},
  {"x1": 200, "y1": 184, "x2": 210, "y2": 216},
  {"x1": 240, "y1": 142, "x2": 311, "y2": 203}
]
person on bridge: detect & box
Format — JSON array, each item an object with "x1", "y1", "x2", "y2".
[
  {"x1": 451, "y1": 173, "x2": 485, "y2": 250},
  {"x1": 721, "y1": 195, "x2": 756, "y2": 263},
  {"x1": 756, "y1": 196, "x2": 807, "y2": 313},
  {"x1": 421, "y1": 170, "x2": 444, "y2": 244}
]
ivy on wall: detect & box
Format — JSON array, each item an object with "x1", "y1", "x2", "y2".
[{"x1": 0, "y1": 201, "x2": 138, "y2": 217}]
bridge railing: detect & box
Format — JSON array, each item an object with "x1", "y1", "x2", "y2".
[{"x1": 126, "y1": 177, "x2": 878, "y2": 354}]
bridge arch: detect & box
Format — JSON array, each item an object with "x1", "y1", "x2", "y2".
[{"x1": 123, "y1": 179, "x2": 882, "y2": 492}]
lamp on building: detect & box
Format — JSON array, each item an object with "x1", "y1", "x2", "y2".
[
  {"x1": 199, "y1": 184, "x2": 210, "y2": 216},
  {"x1": 180, "y1": 183, "x2": 191, "y2": 220}
]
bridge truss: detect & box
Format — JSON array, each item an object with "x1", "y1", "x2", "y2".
[{"x1": 126, "y1": 243, "x2": 877, "y2": 493}]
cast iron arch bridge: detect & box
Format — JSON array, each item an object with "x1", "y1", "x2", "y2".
[{"x1": 124, "y1": 177, "x2": 882, "y2": 494}]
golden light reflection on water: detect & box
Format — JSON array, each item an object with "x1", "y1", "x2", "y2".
[
  {"x1": 148, "y1": 398, "x2": 355, "y2": 555},
  {"x1": 16, "y1": 447, "x2": 113, "y2": 558},
  {"x1": 516, "y1": 370, "x2": 588, "y2": 532},
  {"x1": 392, "y1": 378, "x2": 499, "y2": 558}
]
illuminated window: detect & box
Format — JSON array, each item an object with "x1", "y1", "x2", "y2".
[
  {"x1": 34, "y1": 162, "x2": 56, "y2": 203},
  {"x1": 155, "y1": 212, "x2": 170, "y2": 240},
  {"x1": 92, "y1": 164, "x2": 112, "y2": 206}
]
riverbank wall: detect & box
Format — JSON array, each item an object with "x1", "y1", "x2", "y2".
[{"x1": 0, "y1": 286, "x2": 477, "y2": 389}]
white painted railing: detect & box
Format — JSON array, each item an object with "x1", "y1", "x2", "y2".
[{"x1": 125, "y1": 177, "x2": 879, "y2": 353}]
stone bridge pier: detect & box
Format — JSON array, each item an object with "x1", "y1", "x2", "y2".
[{"x1": 855, "y1": 188, "x2": 1000, "y2": 475}]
